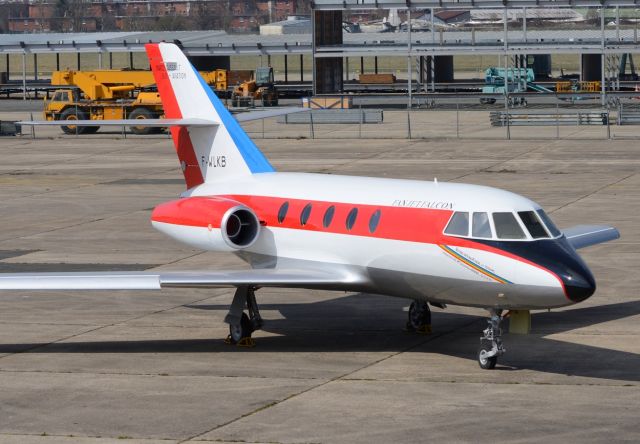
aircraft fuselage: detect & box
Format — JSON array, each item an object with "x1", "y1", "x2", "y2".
[{"x1": 151, "y1": 172, "x2": 595, "y2": 310}]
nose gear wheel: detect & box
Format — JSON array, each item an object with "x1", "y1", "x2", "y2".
[{"x1": 478, "y1": 309, "x2": 505, "y2": 369}]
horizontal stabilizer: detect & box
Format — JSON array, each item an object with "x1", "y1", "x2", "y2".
[
  {"x1": 18, "y1": 118, "x2": 219, "y2": 127},
  {"x1": 0, "y1": 268, "x2": 365, "y2": 291},
  {"x1": 234, "y1": 107, "x2": 310, "y2": 123},
  {"x1": 563, "y1": 225, "x2": 620, "y2": 249}
]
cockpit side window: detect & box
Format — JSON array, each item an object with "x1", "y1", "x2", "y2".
[
  {"x1": 472, "y1": 212, "x2": 492, "y2": 238},
  {"x1": 518, "y1": 211, "x2": 549, "y2": 239},
  {"x1": 536, "y1": 209, "x2": 562, "y2": 237},
  {"x1": 444, "y1": 212, "x2": 469, "y2": 236},
  {"x1": 493, "y1": 212, "x2": 526, "y2": 239}
]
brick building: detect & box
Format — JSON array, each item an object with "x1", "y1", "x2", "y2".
[{"x1": 5, "y1": 0, "x2": 304, "y2": 33}]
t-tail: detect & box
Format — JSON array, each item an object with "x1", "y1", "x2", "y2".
[{"x1": 146, "y1": 42, "x2": 275, "y2": 189}]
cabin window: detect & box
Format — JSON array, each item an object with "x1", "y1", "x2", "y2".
[
  {"x1": 346, "y1": 208, "x2": 358, "y2": 231},
  {"x1": 300, "y1": 203, "x2": 312, "y2": 226},
  {"x1": 536, "y1": 209, "x2": 562, "y2": 237},
  {"x1": 369, "y1": 209, "x2": 381, "y2": 233},
  {"x1": 277, "y1": 201, "x2": 289, "y2": 223},
  {"x1": 323, "y1": 205, "x2": 335, "y2": 228},
  {"x1": 518, "y1": 211, "x2": 549, "y2": 239},
  {"x1": 472, "y1": 212, "x2": 492, "y2": 238},
  {"x1": 444, "y1": 212, "x2": 469, "y2": 237},
  {"x1": 493, "y1": 212, "x2": 526, "y2": 239}
]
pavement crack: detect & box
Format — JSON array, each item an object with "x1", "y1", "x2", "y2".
[
  {"x1": 549, "y1": 172, "x2": 636, "y2": 214},
  {"x1": 182, "y1": 317, "x2": 481, "y2": 443}
]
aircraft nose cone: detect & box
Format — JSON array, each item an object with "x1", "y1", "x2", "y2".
[{"x1": 561, "y1": 261, "x2": 596, "y2": 303}]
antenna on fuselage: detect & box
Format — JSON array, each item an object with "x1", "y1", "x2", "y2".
[{"x1": 434, "y1": 177, "x2": 438, "y2": 185}]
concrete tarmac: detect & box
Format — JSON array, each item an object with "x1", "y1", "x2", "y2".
[{"x1": 0, "y1": 117, "x2": 638, "y2": 443}]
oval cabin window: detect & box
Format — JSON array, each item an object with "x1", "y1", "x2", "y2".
[
  {"x1": 300, "y1": 203, "x2": 312, "y2": 226},
  {"x1": 346, "y1": 208, "x2": 358, "y2": 231},
  {"x1": 369, "y1": 209, "x2": 381, "y2": 233},
  {"x1": 277, "y1": 201, "x2": 289, "y2": 223}
]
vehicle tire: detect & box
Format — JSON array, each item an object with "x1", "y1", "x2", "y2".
[
  {"x1": 228, "y1": 313, "x2": 252, "y2": 344},
  {"x1": 128, "y1": 107, "x2": 155, "y2": 135},
  {"x1": 406, "y1": 301, "x2": 431, "y2": 331},
  {"x1": 478, "y1": 343, "x2": 498, "y2": 370},
  {"x1": 59, "y1": 108, "x2": 89, "y2": 135}
]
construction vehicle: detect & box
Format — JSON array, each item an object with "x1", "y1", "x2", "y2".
[
  {"x1": 556, "y1": 80, "x2": 601, "y2": 93},
  {"x1": 231, "y1": 66, "x2": 278, "y2": 107},
  {"x1": 480, "y1": 67, "x2": 554, "y2": 105},
  {"x1": 45, "y1": 68, "x2": 252, "y2": 135}
]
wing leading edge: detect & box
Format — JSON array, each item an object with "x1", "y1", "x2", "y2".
[
  {"x1": 0, "y1": 268, "x2": 366, "y2": 291},
  {"x1": 563, "y1": 225, "x2": 620, "y2": 249}
]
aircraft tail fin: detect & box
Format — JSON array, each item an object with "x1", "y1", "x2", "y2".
[{"x1": 146, "y1": 43, "x2": 274, "y2": 189}]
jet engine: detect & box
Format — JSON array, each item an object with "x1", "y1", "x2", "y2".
[{"x1": 151, "y1": 196, "x2": 261, "y2": 251}]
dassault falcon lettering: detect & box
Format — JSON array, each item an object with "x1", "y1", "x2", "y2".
[
  {"x1": 392, "y1": 199, "x2": 454, "y2": 209},
  {"x1": 5, "y1": 43, "x2": 620, "y2": 369}
]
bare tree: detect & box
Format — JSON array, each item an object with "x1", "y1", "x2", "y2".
[{"x1": 55, "y1": 0, "x2": 86, "y2": 32}]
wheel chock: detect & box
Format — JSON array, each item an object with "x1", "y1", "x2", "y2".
[
  {"x1": 508, "y1": 310, "x2": 531, "y2": 335},
  {"x1": 416, "y1": 324, "x2": 432, "y2": 335},
  {"x1": 236, "y1": 337, "x2": 256, "y2": 348},
  {"x1": 223, "y1": 335, "x2": 256, "y2": 347}
]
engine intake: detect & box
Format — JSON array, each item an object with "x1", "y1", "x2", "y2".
[
  {"x1": 151, "y1": 196, "x2": 261, "y2": 251},
  {"x1": 221, "y1": 206, "x2": 260, "y2": 249}
]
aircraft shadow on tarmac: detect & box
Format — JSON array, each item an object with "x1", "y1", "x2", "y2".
[{"x1": 2, "y1": 293, "x2": 639, "y2": 381}]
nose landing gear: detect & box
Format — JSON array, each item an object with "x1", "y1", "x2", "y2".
[
  {"x1": 224, "y1": 286, "x2": 263, "y2": 347},
  {"x1": 478, "y1": 309, "x2": 505, "y2": 369}
]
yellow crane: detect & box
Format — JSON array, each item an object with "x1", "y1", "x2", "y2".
[{"x1": 45, "y1": 68, "x2": 251, "y2": 134}]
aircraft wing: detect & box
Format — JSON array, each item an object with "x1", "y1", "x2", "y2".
[
  {"x1": 18, "y1": 118, "x2": 218, "y2": 127},
  {"x1": 234, "y1": 107, "x2": 309, "y2": 122},
  {"x1": 0, "y1": 268, "x2": 365, "y2": 291},
  {"x1": 17, "y1": 108, "x2": 308, "y2": 128},
  {"x1": 563, "y1": 225, "x2": 620, "y2": 249}
]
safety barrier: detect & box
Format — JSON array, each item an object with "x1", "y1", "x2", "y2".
[
  {"x1": 278, "y1": 109, "x2": 384, "y2": 124},
  {"x1": 618, "y1": 108, "x2": 640, "y2": 125},
  {"x1": 490, "y1": 111, "x2": 609, "y2": 127}
]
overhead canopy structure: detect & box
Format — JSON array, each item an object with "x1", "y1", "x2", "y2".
[
  {"x1": 1, "y1": 27, "x2": 639, "y2": 57},
  {"x1": 312, "y1": 0, "x2": 640, "y2": 9}
]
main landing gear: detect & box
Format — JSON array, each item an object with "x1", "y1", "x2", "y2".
[
  {"x1": 478, "y1": 309, "x2": 505, "y2": 370},
  {"x1": 224, "y1": 286, "x2": 263, "y2": 347},
  {"x1": 406, "y1": 300, "x2": 432, "y2": 334}
]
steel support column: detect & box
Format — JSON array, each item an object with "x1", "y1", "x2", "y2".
[
  {"x1": 284, "y1": 54, "x2": 288, "y2": 83},
  {"x1": 22, "y1": 52, "x2": 26, "y2": 100}
]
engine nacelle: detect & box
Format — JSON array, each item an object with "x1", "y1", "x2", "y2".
[{"x1": 151, "y1": 196, "x2": 261, "y2": 251}]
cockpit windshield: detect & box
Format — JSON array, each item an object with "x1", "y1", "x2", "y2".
[
  {"x1": 444, "y1": 209, "x2": 562, "y2": 241},
  {"x1": 536, "y1": 209, "x2": 562, "y2": 237},
  {"x1": 518, "y1": 211, "x2": 548, "y2": 239}
]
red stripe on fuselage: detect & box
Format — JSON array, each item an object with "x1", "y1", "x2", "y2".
[
  {"x1": 151, "y1": 193, "x2": 536, "y2": 265},
  {"x1": 228, "y1": 194, "x2": 568, "y2": 295},
  {"x1": 145, "y1": 43, "x2": 204, "y2": 190},
  {"x1": 151, "y1": 194, "x2": 565, "y2": 289}
]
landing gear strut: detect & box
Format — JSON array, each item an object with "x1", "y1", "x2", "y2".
[
  {"x1": 478, "y1": 309, "x2": 505, "y2": 369},
  {"x1": 224, "y1": 286, "x2": 263, "y2": 347},
  {"x1": 406, "y1": 300, "x2": 432, "y2": 334}
]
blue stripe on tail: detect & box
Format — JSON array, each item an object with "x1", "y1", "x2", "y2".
[{"x1": 189, "y1": 64, "x2": 275, "y2": 174}]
